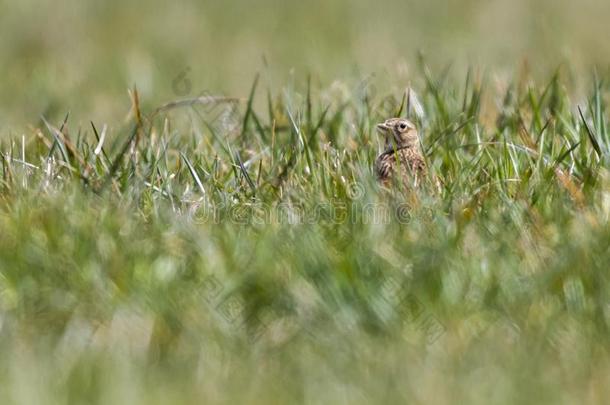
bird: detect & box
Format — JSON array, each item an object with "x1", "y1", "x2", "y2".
[{"x1": 375, "y1": 118, "x2": 426, "y2": 188}]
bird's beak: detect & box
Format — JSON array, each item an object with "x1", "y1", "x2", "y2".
[{"x1": 376, "y1": 122, "x2": 390, "y2": 133}]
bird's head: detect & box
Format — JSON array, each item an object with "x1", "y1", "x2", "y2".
[{"x1": 376, "y1": 118, "x2": 419, "y2": 149}]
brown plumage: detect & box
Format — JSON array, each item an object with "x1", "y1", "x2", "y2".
[{"x1": 375, "y1": 118, "x2": 426, "y2": 188}]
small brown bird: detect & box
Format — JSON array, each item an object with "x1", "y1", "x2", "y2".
[{"x1": 375, "y1": 118, "x2": 426, "y2": 188}]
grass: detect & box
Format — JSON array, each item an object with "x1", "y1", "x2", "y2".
[{"x1": 1, "y1": 63, "x2": 610, "y2": 404}]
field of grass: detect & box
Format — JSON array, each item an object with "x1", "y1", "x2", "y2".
[
  {"x1": 1, "y1": 63, "x2": 610, "y2": 404},
  {"x1": 2, "y1": 1, "x2": 610, "y2": 404}
]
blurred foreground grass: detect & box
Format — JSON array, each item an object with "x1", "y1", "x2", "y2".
[{"x1": 1, "y1": 62, "x2": 610, "y2": 403}]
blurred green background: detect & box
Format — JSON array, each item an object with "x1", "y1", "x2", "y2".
[{"x1": 1, "y1": 0, "x2": 610, "y2": 131}]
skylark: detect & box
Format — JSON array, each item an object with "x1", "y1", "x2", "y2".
[{"x1": 375, "y1": 118, "x2": 426, "y2": 188}]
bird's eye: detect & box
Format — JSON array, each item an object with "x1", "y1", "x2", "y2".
[{"x1": 399, "y1": 123, "x2": 407, "y2": 130}]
